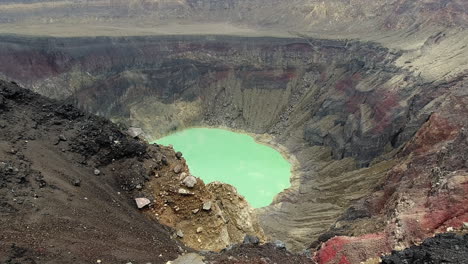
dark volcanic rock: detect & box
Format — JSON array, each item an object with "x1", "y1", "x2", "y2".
[
  {"x1": 206, "y1": 243, "x2": 314, "y2": 264},
  {"x1": 243, "y1": 235, "x2": 260, "y2": 245},
  {"x1": 382, "y1": 233, "x2": 468, "y2": 264},
  {"x1": 71, "y1": 179, "x2": 81, "y2": 187},
  {"x1": 70, "y1": 117, "x2": 147, "y2": 165},
  {"x1": 338, "y1": 206, "x2": 371, "y2": 221}
]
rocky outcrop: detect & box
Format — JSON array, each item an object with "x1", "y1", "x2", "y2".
[{"x1": 143, "y1": 151, "x2": 265, "y2": 251}]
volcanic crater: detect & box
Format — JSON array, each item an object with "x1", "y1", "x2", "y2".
[{"x1": 0, "y1": 0, "x2": 467, "y2": 263}]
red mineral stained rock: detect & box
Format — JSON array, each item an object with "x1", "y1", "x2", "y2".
[
  {"x1": 315, "y1": 118, "x2": 468, "y2": 263},
  {"x1": 315, "y1": 233, "x2": 390, "y2": 264},
  {"x1": 401, "y1": 114, "x2": 459, "y2": 155}
]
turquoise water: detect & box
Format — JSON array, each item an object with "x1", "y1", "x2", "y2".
[{"x1": 153, "y1": 128, "x2": 291, "y2": 208}]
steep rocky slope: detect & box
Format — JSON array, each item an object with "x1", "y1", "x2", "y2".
[
  {"x1": 0, "y1": 80, "x2": 312, "y2": 263},
  {"x1": 0, "y1": 80, "x2": 182, "y2": 263},
  {"x1": 314, "y1": 82, "x2": 468, "y2": 262}
]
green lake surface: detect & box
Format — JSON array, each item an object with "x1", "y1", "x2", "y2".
[{"x1": 153, "y1": 128, "x2": 291, "y2": 208}]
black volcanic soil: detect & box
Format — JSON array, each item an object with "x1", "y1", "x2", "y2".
[
  {"x1": 0, "y1": 80, "x2": 315, "y2": 264},
  {"x1": 205, "y1": 243, "x2": 313, "y2": 264},
  {"x1": 0, "y1": 80, "x2": 186, "y2": 263},
  {"x1": 382, "y1": 233, "x2": 468, "y2": 264}
]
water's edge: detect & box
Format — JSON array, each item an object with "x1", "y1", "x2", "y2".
[{"x1": 150, "y1": 126, "x2": 300, "y2": 208}]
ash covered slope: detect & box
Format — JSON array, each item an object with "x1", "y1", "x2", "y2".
[{"x1": 0, "y1": 80, "x2": 184, "y2": 263}]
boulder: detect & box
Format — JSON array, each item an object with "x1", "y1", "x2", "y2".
[
  {"x1": 173, "y1": 165, "x2": 182, "y2": 174},
  {"x1": 202, "y1": 201, "x2": 212, "y2": 211},
  {"x1": 175, "y1": 151, "x2": 183, "y2": 159},
  {"x1": 127, "y1": 127, "x2": 144, "y2": 138},
  {"x1": 176, "y1": 230, "x2": 184, "y2": 238},
  {"x1": 179, "y1": 172, "x2": 187, "y2": 180},
  {"x1": 72, "y1": 179, "x2": 81, "y2": 187},
  {"x1": 135, "y1": 198, "x2": 151, "y2": 209},
  {"x1": 182, "y1": 175, "x2": 197, "y2": 188},
  {"x1": 178, "y1": 188, "x2": 193, "y2": 195},
  {"x1": 274, "y1": 240, "x2": 286, "y2": 249},
  {"x1": 243, "y1": 235, "x2": 260, "y2": 245}
]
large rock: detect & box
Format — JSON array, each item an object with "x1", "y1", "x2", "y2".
[
  {"x1": 182, "y1": 175, "x2": 197, "y2": 188},
  {"x1": 135, "y1": 198, "x2": 151, "y2": 209},
  {"x1": 72, "y1": 179, "x2": 81, "y2": 187},
  {"x1": 127, "y1": 127, "x2": 144, "y2": 138},
  {"x1": 173, "y1": 165, "x2": 182, "y2": 174},
  {"x1": 202, "y1": 201, "x2": 212, "y2": 211},
  {"x1": 178, "y1": 188, "x2": 193, "y2": 195},
  {"x1": 243, "y1": 235, "x2": 260, "y2": 245},
  {"x1": 274, "y1": 240, "x2": 286, "y2": 249},
  {"x1": 176, "y1": 230, "x2": 184, "y2": 238}
]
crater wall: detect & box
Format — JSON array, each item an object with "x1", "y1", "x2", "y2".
[
  {"x1": 0, "y1": 34, "x2": 463, "y2": 251},
  {"x1": 0, "y1": 35, "x2": 425, "y2": 163}
]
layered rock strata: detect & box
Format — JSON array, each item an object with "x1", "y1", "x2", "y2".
[{"x1": 1, "y1": 34, "x2": 460, "y2": 251}]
